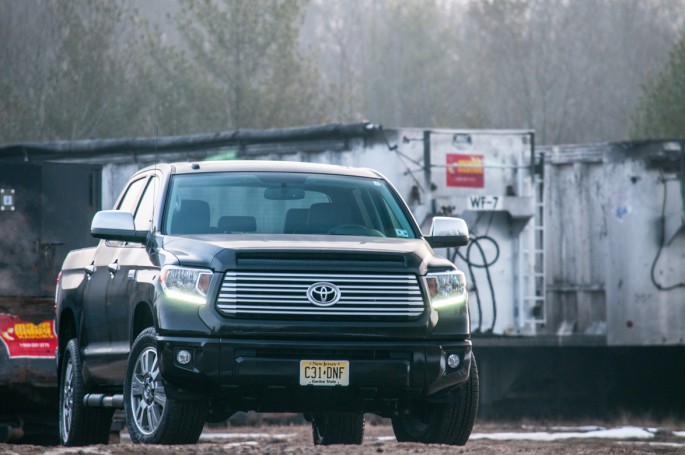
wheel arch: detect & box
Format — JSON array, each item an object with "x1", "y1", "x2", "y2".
[
  {"x1": 57, "y1": 307, "x2": 77, "y2": 381},
  {"x1": 131, "y1": 301, "x2": 155, "y2": 344}
]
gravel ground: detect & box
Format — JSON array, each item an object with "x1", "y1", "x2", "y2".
[{"x1": 3, "y1": 421, "x2": 685, "y2": 455}]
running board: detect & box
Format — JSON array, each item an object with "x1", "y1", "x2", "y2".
[{"x1": 83, "y1": 393, "x2": 124, "y2": 408}]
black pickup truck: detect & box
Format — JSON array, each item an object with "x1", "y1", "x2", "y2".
[{"x1": 55, "y1": 160, "x2": 478, "y2": 446}]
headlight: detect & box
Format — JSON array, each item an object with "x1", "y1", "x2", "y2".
[
  {"x1": 424, "y1": 271, "x2": 467, "y2": 309},
  {"x1": 160, "y1": 266, "x2": 213, "y2": 305}
]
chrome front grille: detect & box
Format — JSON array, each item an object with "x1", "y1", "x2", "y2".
[{"x1": 217, "y1": 272, "x2": 424, "y2": 319}]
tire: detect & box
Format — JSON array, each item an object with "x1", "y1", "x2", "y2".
[
  {"x1": 59, "y1": 338, "x2": 114, "y2": 446},
  {"x1": 311, "y1": 412, "x2": 365, "y2": 445},
  {"x1": 124, "y1": 327, "x2": 207, "y2": 444},
  {"x1": 392, "y1": 354, "x2": 479, "y2": 445}
]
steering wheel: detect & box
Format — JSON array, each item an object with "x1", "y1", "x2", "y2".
[{"x1": 327, "y1": 224, "x2": 385, "y2": 237}]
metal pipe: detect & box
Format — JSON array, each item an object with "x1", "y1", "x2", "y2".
[{"x1": 84, "y1": 393, "x2": 125, "y2": 408}]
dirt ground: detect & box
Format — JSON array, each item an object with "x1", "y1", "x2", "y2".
[{"x1": 3, "y1": 420, "x2": 685, "y2": 455}]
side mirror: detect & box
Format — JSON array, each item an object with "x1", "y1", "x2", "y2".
[
  {"x1": 91, "y1": 210, "x2": 147, "y2": 243},
  {"x1": 425, "y1": 216, "x2": 470, "y2": 248}
]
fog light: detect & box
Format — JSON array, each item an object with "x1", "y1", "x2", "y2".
[
  {"x1": 176, "y1": 349, "x2": 192, "y2": 365},
  {"x1": 447, "y1": 354, "x2": 460, "y2": 369}
]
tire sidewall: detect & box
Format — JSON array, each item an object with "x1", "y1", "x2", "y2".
[
  {"x1": 392, "y1": 354, "x2": 479, "y2": 445},
  {"x1": 124, "y1": 327, "x2": 170, "y2": 444},
  {"x1": 58, "y1": 339, "x2": 84, "y2": 446},
  {"x1": 391, "y1": 405, "x2": 439, "y2": 443},
  {"x1": 311, "y1": 412, "x2": 364, "y2": 445}
]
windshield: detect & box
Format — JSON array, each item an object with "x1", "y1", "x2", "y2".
[{"x1": 163, "y1": 172, "x2": 418, "y2": 239}]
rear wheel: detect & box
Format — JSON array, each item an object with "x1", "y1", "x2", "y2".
[
  {"x1": 124, "y1": 327, "x2": 207, "y2": 444},
  {"x1": 392, "y1": 354, "x2": 479, "y2": 445},
  {"x1": 59, "y1": 338, "x2": 113, "y2": 446},
  {"x1": 311, "y1": 412, "x2": 365, "y2": 445}
]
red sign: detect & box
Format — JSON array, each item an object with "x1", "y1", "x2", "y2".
[
  {"x1": 446, "y1": 154, "x2": 484, "y2": 188},
  {"x1": 0, "y1": 314, "x2": 57, "y2": 359}
]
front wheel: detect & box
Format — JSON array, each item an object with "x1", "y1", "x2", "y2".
[
  {"x1": 124, "y1": 327, "x2": 207, "y2": 444},
  {"x1": 392, "y1": 354, "x2": 479, "y2": 445},
  {"x1": 59, "y1": 338, "x2": 113, "y2": 446},
  {"x1": 311, "y1": 412, "x2": 365, "y2": 445}
]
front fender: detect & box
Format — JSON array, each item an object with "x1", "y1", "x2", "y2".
[{"x1": 154, "y1": 275, "x2": 216, "y2": 337}]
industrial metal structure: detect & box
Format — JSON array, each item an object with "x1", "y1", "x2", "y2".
[
  {"x1": 0, "y1": 162, "x2": 100, "y2": 441},
  {"x1": 1, "y1": 123, "x2": 683, "y2": 422}
]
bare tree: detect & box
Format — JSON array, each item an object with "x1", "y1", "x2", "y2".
[
  {"x1": 459, "y1": 0, "x2": 684, "y2": 144},
  {"x1": 302, "y1": 0, "x2": 366, "y2": 122},
  {"x1": 303, "y1": 0, "x2": 684, "y2": 144},
  {"x1": 306, "y1": 0, "x2": 476, "y2": 129},
  {"x1": 3, "y1": 0, "x2": 684, "y2": 144}
]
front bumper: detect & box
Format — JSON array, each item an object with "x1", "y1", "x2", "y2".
[{"x1": 157, "y1": 336, "x2": 472, "y2": 414}]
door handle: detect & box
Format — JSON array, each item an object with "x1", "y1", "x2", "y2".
[{"x1": 107, "y1": 260, "x2": 120, "y2": 275}]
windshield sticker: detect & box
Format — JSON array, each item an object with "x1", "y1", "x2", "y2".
[{"x1": 395, "y1": 229, "x2": 409, "y2": 238}]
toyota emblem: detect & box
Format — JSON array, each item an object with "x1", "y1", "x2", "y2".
[{"x1": 307, "y1": 282, "x2": 341, "y2": 307}]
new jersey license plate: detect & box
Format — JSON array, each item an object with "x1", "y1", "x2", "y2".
[{"x1": 299, "y1": 360, "x2": 349, "y2": 386}]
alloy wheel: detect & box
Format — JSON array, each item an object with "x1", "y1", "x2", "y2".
[
  {"x1": 61, "y1": 356, "x2": 75, "y2": 439},
  {"x1": 129, "y1": 346, "x2": 167, "y2": 435}
]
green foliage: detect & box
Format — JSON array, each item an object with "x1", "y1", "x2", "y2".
[
  {"x1": 145, "y1": 0, "x2": 330, "y2": 134},
  {"x1": 44, "y1": 1, "x2": 134, "y2": 139},
  {"x1": 1, "y1": 0, "x2": 683, "y2": 144},
  {"x1": 0, "y1": 0, "x2": 145, "y2": 142},
  {"x1": 0, "y1": 0, "x2": 330, "y2": 142},
  {"x1": 632, "y1": 30, "x2": 685, "y2": 139}
]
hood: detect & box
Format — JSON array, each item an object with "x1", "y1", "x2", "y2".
[{"x1": 162, "y1": 234, "x2": 454, "y2": 275}]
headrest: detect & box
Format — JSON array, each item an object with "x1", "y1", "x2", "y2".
[
  {"x1": 284, "y1": 208, "x2": 309, "y2": 233},
  {"x1": 307, "y1": 203, "x2": 350, "y2": 233},
  {"x1": 170, "y1": 199, "x2": 210, "y2": 234}
]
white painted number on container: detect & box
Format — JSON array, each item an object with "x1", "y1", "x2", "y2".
[{"x1": 468, "y1": 195, "x2": 499, "y2": 211}]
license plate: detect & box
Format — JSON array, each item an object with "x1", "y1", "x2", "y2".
[{"x1": 299, "y1": 360, "x2": 349, "y2": 386}]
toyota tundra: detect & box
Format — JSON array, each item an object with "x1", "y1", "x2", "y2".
[{"x1": 55, "y1": 160, "x2": 478, "y2": 446}]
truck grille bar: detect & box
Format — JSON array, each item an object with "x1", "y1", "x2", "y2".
[{"x1": 217, "y1": 272, "x2": 424, "y2": 319}]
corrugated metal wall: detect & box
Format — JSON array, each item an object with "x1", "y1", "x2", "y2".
[
  {"x1": 543, "y1": 141, "x2": 685, "y2": 346},
  {"x1": 3, "y1": 126, "x2": 683, "y2": 347}
]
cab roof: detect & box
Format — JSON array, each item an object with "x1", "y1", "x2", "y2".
[{"x1": 148, "y1": 160, "x2": 384, "y2": 179}]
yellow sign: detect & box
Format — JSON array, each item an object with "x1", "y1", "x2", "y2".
[{"x1": 2, "y1": 321, "x2": 54, "y2": 340}]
